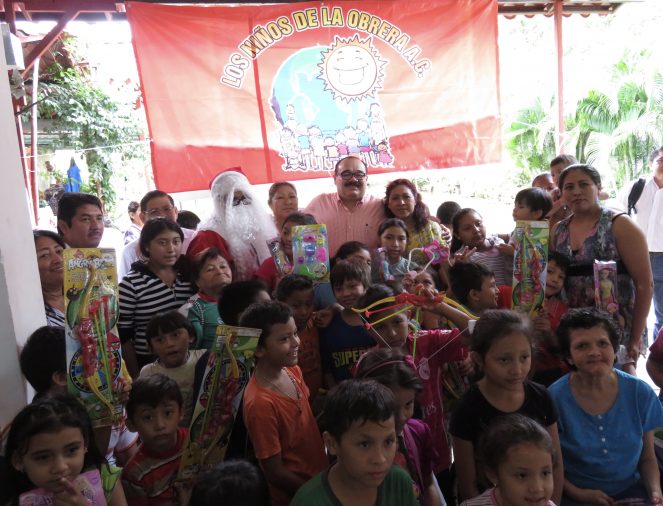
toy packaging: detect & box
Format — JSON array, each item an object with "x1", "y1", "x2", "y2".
[
  {"x1": 291, "y1": 224, "x2": 330, "y2": 283},
  {"x1": 407, "y1": 239, "x2": 449, "y2": 272},
  {"x1": 19, "y1": 470, "x2": 105, "y2": 506},
  {"x1": 511, "y1": 221, "x2": 549, "y2": 315},
  {"x1": 266, "y1": 236, "x2": 293, "y2": 276},
  {"x1": 594, "y1": 260, "x2": 619, "y2": 314},
  {"x1": 178, "y1": 325, "x2": 261, "y2": 480},
  {"x1": 64, "y1": 248, "x2": 128, "y2": 427},
  {"x1": 376, "y1": 248, "x2": 395, "y2": 283}
]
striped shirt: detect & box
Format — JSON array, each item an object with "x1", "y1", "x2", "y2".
[
  {"x1": 118, "y1": 263, "x2": 194, "y2": 356},
  {"x1": 121, "y1": 427, "x2": 187, "y2": 506},
  {"x1": 45, "y1": 302, "x2": 65, "y2": 327},
  {"x1": 470, "y1": 236, "x2": 512, "y2": 286}
]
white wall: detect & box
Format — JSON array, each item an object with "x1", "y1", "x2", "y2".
[{"x1": 0, "y1": 34, "x2": 46, "y2": 426}]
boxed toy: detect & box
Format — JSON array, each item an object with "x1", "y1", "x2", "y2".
[
  {"x1": 511, "y1": 221, "x2": 549, "y2": 315},
  {"x1": 178, "y1": 325, "x2": 261, "y2": 480},
  {"x1": 64, "y1": 248, "x2": 127, "y2": 427}
]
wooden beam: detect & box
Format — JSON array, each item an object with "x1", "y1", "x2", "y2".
[
  {"x1": 8, "y1": 0, "x2": 117, "y2": 11},
  {"x1": 20, "y1": 6, "x2": 79, "y2": 78},
  {"x1": 16, "y1": 3, "x2": 33, "y2": 21},
  {"x1": 29, "y1": 55, "x2": 39, "y2": 221},
  {"x1": 3, "y1": 0, "x2": 15, "y2": 33}
]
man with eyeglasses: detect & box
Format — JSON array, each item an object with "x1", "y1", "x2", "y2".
[
  {"x1": 187, "y1": 169, "x2": 276, "y2": 280},
  {"x1": 305, "y1": 156, "x2": 385, "y2": 256},
  {"x1": 118, "y1": 190, "x2": 201, "y2": 278},
  {"x1": 618, "y1": 146, "x2": 663, "y2": 341}
]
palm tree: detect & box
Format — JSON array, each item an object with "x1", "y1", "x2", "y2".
[
  {"x1": 506, "y1": 97, "x2": 557, "y2": 185},
  {"x1": 570, "y1": 69, "x2": 663, "y2": 187}
]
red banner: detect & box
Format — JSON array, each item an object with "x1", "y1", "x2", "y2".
[{"x1": 127, "y1": 0, "x2": 500, "y2": 192}]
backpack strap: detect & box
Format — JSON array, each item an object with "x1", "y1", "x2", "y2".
[{"x1": 627, "y1": 178, "x2": 646, "y2": 215}]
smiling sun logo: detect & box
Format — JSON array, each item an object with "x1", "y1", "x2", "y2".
[{"x1": 319, "y1": 35, "x2": 387, "y2": 102}]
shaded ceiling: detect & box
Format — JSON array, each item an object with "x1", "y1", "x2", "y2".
[{"x1": 1, "y1": 1, "x2": 628, "y2": 23}]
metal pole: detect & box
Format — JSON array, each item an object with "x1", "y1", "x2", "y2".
[{"x1": 554, "y1": 0, "x2": 565, "y2": 153}]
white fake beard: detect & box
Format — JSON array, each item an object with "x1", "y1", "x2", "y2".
[{"x1": 206, "y1": 202, "x2": 275, "y2": 281}]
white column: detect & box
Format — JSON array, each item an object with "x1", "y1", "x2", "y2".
[{"x1": 0, "y1": 34, "x2": 46, "y2": 426}]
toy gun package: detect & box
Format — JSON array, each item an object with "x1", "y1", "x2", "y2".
[
  {"x1": 291, "y1": 224, "x2": 330, "y2": 283},
  {"x1": 64, "y1": 248, "x2": 128, "y2": 427},
  {"x1": 512, "y1": 221, "x2": 549, "y2": 315},
  {"x1": 178, "y1": 325, "x2": 261, "y2": 480}
]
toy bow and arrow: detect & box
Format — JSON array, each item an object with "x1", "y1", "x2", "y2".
[
  {"x1": 352, "y1": 291, "x2": 478, "y2": 359},
  {"x1": 70, "y1": 263, "x2": 123, "y2": 422}
]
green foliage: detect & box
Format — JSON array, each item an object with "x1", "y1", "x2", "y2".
[
  {"x1": 508, "y1": 55, "x2": 663, "y2": 190},
  {"x1": 506, "y1": 97, "x2": 557, "y2": 185},
  {"x1": 34, "y1": 61, "x2": 144, "y2": 211}
]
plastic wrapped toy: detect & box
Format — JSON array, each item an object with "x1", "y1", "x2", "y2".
[
  {"x1": 178, "y1": 325, "x2": 261, "y2": 480},
  {"x1": 594, "y1": 260, "x2": 619, "y2": 314},
  {"x1": 291, "y1": 224, "x2": 330, "y2": 282},
  {"x1": 511, "y1": 221, "x2": 549, "y2": 315},
  {"x1": 266, "y1": 236, "x2": 293, "y2": 276},
  {"x1": 19, "y1": 469, "x2": 105, "y2": 506},
  {"x1": 407, "y1": 239, "x2": 449, "y2": 272},
  {"x1": 64, "y1": 249, "x2": 128, "y2": 427}
]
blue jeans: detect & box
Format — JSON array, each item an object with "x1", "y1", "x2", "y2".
[{"x1": 652, "y1": 253, "x2": 663, "y2": 340}]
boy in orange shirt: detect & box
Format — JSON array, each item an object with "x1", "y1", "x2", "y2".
[
  {"x1": 240, "y1": 301, "x2": 328, "y2": 506},
  {"x1": 276, "y1": 274, "x2": 324, "y2": 406}
]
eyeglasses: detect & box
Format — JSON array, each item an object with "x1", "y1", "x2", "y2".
[
  {"x1": 145, "y1": 205, "x2": 175, "y2": 217},
  {"x1": 338, "y1": 171, "x2": 366, "y2": 181},
  {"x1": 232, "y1": 195, "x2": 252, "y2": 206}
]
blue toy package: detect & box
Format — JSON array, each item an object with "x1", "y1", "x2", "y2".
[{"x1": 291, "y1": 224, "x2": 330, "y2": 282}]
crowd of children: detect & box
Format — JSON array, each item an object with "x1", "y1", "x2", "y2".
[{"x1": 6, "y1": 156, "x2": 663, "y2": 506}]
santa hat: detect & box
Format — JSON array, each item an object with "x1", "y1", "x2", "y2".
[{"x1": 208, "y1": 166, "x2": 245, "y2": 189}]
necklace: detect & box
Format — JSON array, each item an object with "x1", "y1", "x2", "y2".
[{"x1": 259, "y1": 368, "x2": 302, "y2": 413}]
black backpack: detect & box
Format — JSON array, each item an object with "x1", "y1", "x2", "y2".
[{"x1": 627, "y1": 178, "x2": 646, "y2": 216}]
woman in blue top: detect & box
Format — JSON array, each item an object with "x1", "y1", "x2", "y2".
[{"x1": 549, "y1": 309, "x2": 663, "y2": 505}]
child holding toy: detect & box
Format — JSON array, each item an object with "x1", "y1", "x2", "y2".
[
  {"x1": 531, "y1": 252, "x2": 570, "y2": 385},
  {"x1": 4, "y1": 394, "x2": 126, "y2": 505},
  {"x1": 255, "y1": 212, "x2": 317, "y2": 293},
  {"x1": 356, "y1": 283, "x2": 471, "y2": 501},
  {"x1": 500, "y1": 188, "x2": 554, "y2": 257},
  {"x1": 451, "y1": 209, "x2": 512, "y2": 287},
  {"x1": 319, "y1": 260, "x2": 376, "y2": 385},
  {"x1": 372, "y1": 218, "x2": 419, "y2": 285}
]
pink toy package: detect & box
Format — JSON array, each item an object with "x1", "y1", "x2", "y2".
[{"x1": 19, "y1": 470, "x2": 105, "y2": 506}]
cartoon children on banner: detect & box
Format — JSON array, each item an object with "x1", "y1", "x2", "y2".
[{"x1": 270, "y1": 35, "x2": 395, "y2": 172}]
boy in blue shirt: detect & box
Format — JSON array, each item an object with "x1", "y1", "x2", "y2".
[{"x1": 319, "y1": 260, "x2": 375, "y2": 386}]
